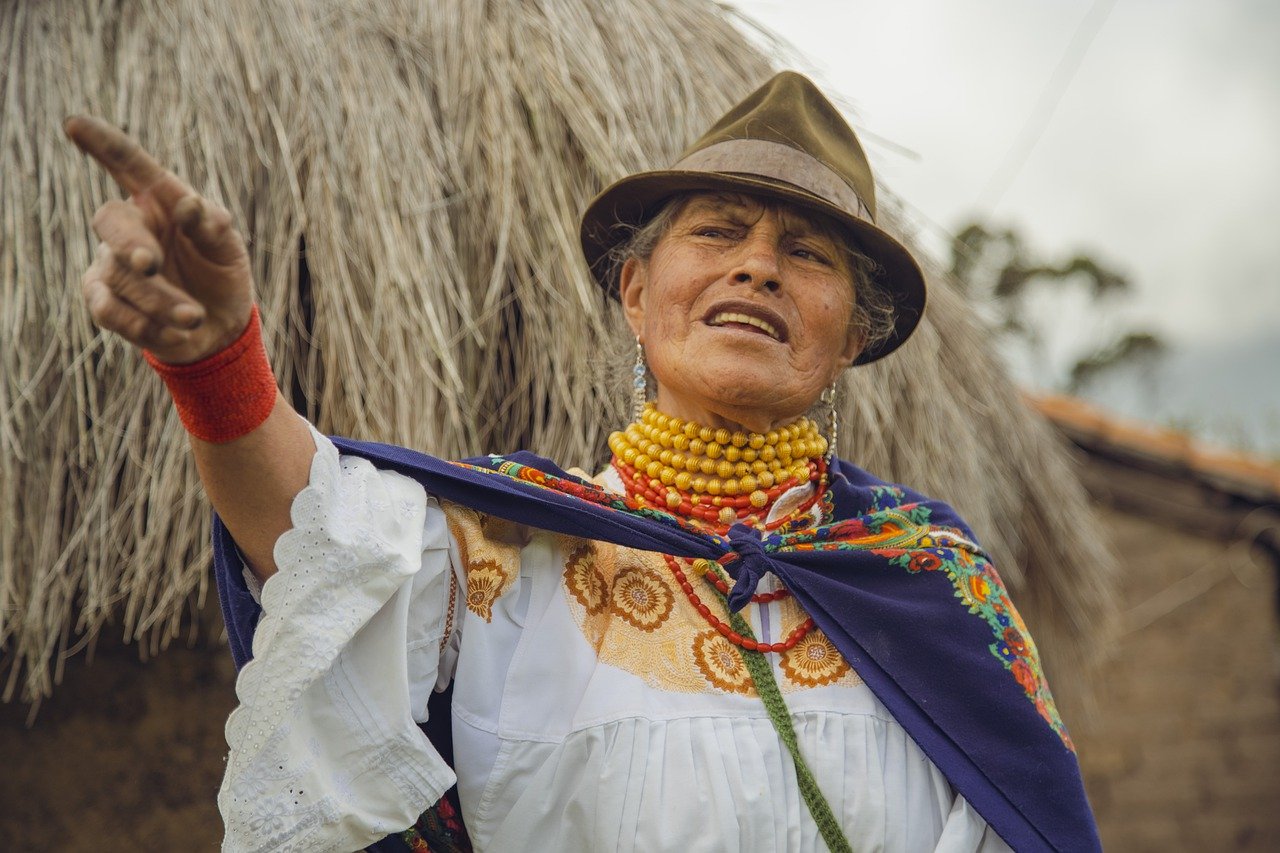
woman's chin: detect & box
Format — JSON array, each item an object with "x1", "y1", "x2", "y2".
[{"x1": 660, "y1": 371, "x2": 812, "y2": 430}]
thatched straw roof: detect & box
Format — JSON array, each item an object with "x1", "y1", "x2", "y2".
[{"x1": 0, "y1": 0, "x2": 1114, "y2": 707}]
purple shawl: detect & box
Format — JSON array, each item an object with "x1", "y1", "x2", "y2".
[{"x1": 213, "y1": 436, "x2": 1101, "y2": 852}]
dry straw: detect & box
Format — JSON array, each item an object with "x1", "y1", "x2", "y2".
[{"x1": 0, "y1": 0, "x2": 1114, "y2": 708}]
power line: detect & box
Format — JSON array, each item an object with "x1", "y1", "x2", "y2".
[{"x1": 977, "y1": 0, "x2": 1121, "y2": 211}]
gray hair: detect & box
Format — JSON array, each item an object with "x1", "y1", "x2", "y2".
[{"x1": 604, "y1": 191, "x2": 897, "y2": 357}]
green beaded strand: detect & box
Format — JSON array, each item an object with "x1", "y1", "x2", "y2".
[{"x1": 719, "y1": 598, "x2": 854, "y2": 853}]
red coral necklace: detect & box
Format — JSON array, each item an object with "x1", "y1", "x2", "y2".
[
  {"x1": 609, "y1": 405, "x2": 830, "y2": 651},
  {"x1": 663, "y1": 554, "x2": 814, "y2": 652}
]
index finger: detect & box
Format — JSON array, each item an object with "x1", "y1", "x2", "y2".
[{"x1": 63, "y1": 115, "x2": 192, "y2": 208}]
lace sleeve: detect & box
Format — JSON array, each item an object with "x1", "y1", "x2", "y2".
[{"x1": 218, "y1": 428, "x2": 457, "y2": 852}]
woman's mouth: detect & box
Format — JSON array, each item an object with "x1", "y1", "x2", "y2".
[{"x1": 706, "y1": 311, "x2": 782, "y2": 341}]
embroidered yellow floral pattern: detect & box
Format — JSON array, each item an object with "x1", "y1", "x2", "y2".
[
  {"x1": 775, "y1": 596, "x2": 862, "y2": 692},
  {"x1": 555, "y1": 536, "x2": 861, "y2": 696},
  {"x1": 609, "y1": 565, "x2": 674, "y2": 631},
  {"x1": 781, "y1": 629, "x2": 850, "y2": 687},
  {"x1": 443, "y1": 503, "x2": 522, "y2": 623},
  {"x1": 564, "y1": 545, "x2": 607, "y2": 613},
  {"x1": 557, "y1": 539, "x2": 724, "y2": 694},
  {"x1": 693, "y1": 631, "x2": 753, "y2": 694},
  {"x1": 465, "y1": 560, "x2": 509, "y2": 622},
  {"x1": 446, "y1": 498, "x2": 862, "y2": 694}
]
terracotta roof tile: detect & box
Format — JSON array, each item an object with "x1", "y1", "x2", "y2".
[{"x1": 1029, "y1": 392, "x2": 1280, "y2": 503}]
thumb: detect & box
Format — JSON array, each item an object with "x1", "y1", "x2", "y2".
[{"x1": 173, "y1": 195, "x2": 244, "y2": 266}]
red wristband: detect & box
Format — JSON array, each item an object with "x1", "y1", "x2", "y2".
[{"x1": 144, "y1": 305, "x2": 278, "y2": 443}]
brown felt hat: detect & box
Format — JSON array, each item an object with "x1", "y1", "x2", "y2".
[{"x1": 580, "y1": 71, "x2": 926, "y2": 365}]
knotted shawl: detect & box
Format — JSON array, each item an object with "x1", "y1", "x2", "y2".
[{"x1": 214, "y1": 437, "x2": 1101, "y2": 853}]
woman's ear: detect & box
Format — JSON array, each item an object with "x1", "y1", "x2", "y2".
[
  {"x1": 617, "y1": 257, "x2": 647, "y2": 339},
  {"x1": 838, "y1": 325, "x2": 865, "y2": 370}
]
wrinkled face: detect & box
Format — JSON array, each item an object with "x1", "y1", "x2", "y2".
[{"x1": 619, "y1": 192, "x2": 863, "y2": 432}]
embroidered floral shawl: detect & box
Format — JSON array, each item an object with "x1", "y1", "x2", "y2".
[{"x1": 213, "y1": 437, "x2": 1101, "y2": 853}]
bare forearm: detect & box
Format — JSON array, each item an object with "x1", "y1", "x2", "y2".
[
  {"x1": 67, "y1": 117, "x2": 343, "y2": 587},
  {"x1": 192, "y1": 390, "x2": 316, "y2": 584},
  {"x1": 63, "y1": 119, "x2": 320, "y2": 585}
]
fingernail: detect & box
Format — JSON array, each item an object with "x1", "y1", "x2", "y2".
[
  {"x1": 130, "y1": 246, "x2": 160, "y2": 276},
  {"x1": 172, "y1": 304, "x2": 204, "y2": 329},
  {"x1": 175, "y1": 196, "x2": 203, "y2": 231}
]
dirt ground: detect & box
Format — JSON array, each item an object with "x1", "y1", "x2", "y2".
[{"x1": 0, "y1": 608, "x2": 237, "y2": 850}]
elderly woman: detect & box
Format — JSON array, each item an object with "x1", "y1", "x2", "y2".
[{"x1": 67, "y1": 73, "x2": 1098, "y2": 852}]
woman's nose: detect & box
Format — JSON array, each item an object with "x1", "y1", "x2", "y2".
[{"x1": 731, "y1": 235, "x2": 782, "y2": 292}]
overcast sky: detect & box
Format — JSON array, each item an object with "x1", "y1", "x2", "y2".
[{"x1": 730, "y1": 0, "x2": 1280, "y2": 450}]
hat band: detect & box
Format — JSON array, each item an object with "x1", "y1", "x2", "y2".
[{"x1": 671, "y1": 139, "x2": 872, "y2": 222}]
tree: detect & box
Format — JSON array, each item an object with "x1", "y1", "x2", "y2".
[{"x1": 949, "y1": 221, "x2": 1164, "y2": 393}]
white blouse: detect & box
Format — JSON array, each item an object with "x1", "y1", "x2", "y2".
[{"x1": 219, "y1": 429, "x2": 1013, "y2": 852}]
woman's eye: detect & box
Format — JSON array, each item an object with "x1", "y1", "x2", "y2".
[{"x1": 793, "y1": 246, "x2": 832, "y2": 264}]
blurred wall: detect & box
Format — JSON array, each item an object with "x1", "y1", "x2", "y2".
[
  {"x1": 1074, "y1": 511, "x2": 1280, "y2": 850},
  {"x1": 1056, "y1": 414, "x2": 1280, "y2": 853}
]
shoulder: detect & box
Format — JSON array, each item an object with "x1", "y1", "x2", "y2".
[{"x1": 828, "y1": 456, "x2": 980, "y2": 543}]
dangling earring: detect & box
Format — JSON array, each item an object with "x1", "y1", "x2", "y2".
[
  {"x1": 632, "y1": 338, "x2": 648, "y2": 420},
  {"x1": 820, "y1": 380, "x2": 839, "y2": 460}
]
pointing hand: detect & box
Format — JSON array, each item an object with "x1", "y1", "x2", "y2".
[{"x1": 65, "y1": 116, "x2": 255, "y2": 364}]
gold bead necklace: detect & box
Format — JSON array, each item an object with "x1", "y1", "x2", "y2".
[{"x1": 608, "y1": 403, "x2": 826, "y2": 523}]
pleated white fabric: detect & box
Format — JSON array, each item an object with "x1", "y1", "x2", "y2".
[{"x1": 220, "y1": 431, "x2": 1013, "y2": 852}]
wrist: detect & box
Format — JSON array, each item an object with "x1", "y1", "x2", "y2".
[{"x1": 145, "y1": 305, "x2": 279, "y2": 443}]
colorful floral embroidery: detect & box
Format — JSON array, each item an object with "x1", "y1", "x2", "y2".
[
  {"x1": 866, "y1": 484, "x2": 907, "y2": 511},
  {"x1": 564, "y1": 544, "x2": 607, "y2": 613},
  {"x1": 908, "y1": 551, "x2": 942, "y2": 572},
  {"x1": 456, "y1": 456, "x2": 1070, "y2": 749},
  {"x1": 859, "y1": 507, "x2": 1073, "y2": 751},
  {"x1": 693, "y1": 630, "x2": 754, "y2": 694},
  {"x1": 388, "y1": 789, "x2": 470, "y2": 852},
  {"x1": 609, "y1": 565, "x2": 674, "y2": 631},
  {"x1": 455, "y1": 457, "x2": 732, "y2": 547},
  {"x1": 966, "y1": 572, "x2": 991, "y2": 603},
  {"x1": 781, "y1": 629, "x2": 850, "y2": 687}
]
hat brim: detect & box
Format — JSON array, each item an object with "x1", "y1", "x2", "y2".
[{"x1": 580, "y1": 170, "x2": 926, "y2": 365}]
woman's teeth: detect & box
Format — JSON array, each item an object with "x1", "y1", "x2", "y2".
[{"x1": 709, "y1": 312, "x2": 780, "y2": 340}]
